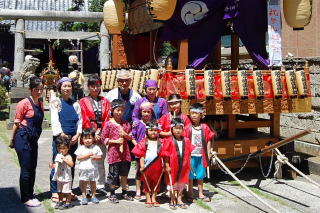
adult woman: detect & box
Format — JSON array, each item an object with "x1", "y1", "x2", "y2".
[
  {"x1": 9, "y1": 76, "x2": 44, "y2": 207},
  {"x1": 49, "y1": 77, "x2": 82, "y2": 202},
  {"x1": 132, "y1": 80, "x2": 168, "y2": 122},
  {"x1": 79, "y1": 74, "x2": 111, "y2": 192}
]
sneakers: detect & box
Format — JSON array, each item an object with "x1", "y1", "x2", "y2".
[
  {"x1": 91, "y1": 197, "x2": 99, "y2": 204},
  {"x1": 81, "y1": 197, "x2": 89, "y2": 205}
]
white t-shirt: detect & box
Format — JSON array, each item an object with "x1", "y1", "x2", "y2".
[
  {"x1": 191, "y1": 128, "x2": 202, "y2": 157},
  {"x1": 145, "y1": 141, "x2": 158, "y2": 167},
  {"x1": 176, "y1": 140, "x2": 183, "y2": 157},
  {"x1": 53, "y1": 153, "x2": 72, "y2": 182},
  {"x1": 75, "y1": 144, "x2": 103, "y2": 171}
]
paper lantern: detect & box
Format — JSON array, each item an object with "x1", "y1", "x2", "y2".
[
  {"x1": 283, "y1": 0, "x2": 312, "y2": 30},
  {"x1": 68, "y1": 55, "x2": 78, "y2": 64},
  {"x1": 146, "y1": 0, "x2": 177, "y2": 21},
  {"x1": 103, "y1": 0, "x2": 125, "y2": 32}
]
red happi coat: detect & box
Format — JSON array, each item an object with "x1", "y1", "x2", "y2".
[
  {"x1": 79, "y1": 96, "x2": 111, "y2": 131},
  {"x1": 164, "y1": 137, "x2": 194, "y2": 185},
  {"x1": 184, "y1": 123, "x2": 215, "y2": 168},
  {"x1": 158, "y1": 112, "x2": 191, "y2": 137},
  {"x1": 131, "y1": 138, "x2": 165, "y2": 192}
]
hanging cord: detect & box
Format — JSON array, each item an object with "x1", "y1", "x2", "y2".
[
  {"x1": 259, "y1": 149, "x2": 274, "y2": 178},
  {"x1": 211, "y1": 151, "x2": 280, "y2": 213},
  {"x1": 152, "y1": 29, "x2": 161, "y2": 68}
]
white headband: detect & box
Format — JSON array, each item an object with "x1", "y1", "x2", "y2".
[
  {"x1": 168, "y1": 99, "x2": 182, "y2": 103},
  {"x1": 190, "y1": 108, "x2": 204, "y2": 113}
]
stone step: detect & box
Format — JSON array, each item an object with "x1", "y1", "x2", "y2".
[{"x1": 307, "y1": 156, "x2": 320, "y2": 176}]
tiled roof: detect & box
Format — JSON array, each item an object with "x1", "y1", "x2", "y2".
[{"x1": 0, "y1": 0, "x2": 89, "y2": 32}]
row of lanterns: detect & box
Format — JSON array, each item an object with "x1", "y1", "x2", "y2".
[{"x1": 103, "y1": 0, "x2": 312, "y2": 32}]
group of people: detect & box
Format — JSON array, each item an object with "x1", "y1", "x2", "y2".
[{"x1": 9, "y1": 69, "x2": 215, "y2": 210}]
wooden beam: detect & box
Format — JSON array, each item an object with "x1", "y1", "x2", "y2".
[
  {"x1": 178, "y1": 39, "x2": 188, "y2": 70},
  {"x1": 235, "y1": 121, "x2": 272, "y2": 129},
  {"x1": 231, "y1": 33, "x2": 239, "y2": 70}
]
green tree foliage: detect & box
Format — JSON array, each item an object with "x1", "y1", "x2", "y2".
[{"x1": 56, "y1": 0, "x2": 108, "y2": 50}]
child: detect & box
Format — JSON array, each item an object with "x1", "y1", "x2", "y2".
[
  {"x1": 51, "y1": 136, "x2": 74, "y2": 210},
  {"x1": 164, "y1": 118, "x2": 194, "y2": 210},
  {"x1": 101, "y1": 99, "x2": 134, "y2": 204},
  {"x1": 75, "y1": 128, "x2": 102, "y2": 205},
  {"x1": 184, "y1": 103, "x2": 215, "y2": 203},
  {"x1": 159, "y1": 94, "x2": 191, "y2": 138},
  {"x1": 131, "y1": 102, "x2": 153, "y2": 200},
  {"x1": 132, "y1": 120, "x2": 166, "y2": 208}
]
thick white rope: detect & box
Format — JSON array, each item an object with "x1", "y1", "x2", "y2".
[
  {"x1": 212, "y1": 151, "x2": 280, "y2": 213},
  {"x1": 274, "y1": 148, "x2": 320, "y2": 188}
]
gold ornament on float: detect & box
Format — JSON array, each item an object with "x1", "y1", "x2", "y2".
[
  {"x1": 283, "y1": 0, "x2": 312, "y2": 30},
  {"x1": 146, "y1": 0, "x2": 177, "y2": 21},
  {"x1": 103, "y1": 0, "x2": 125, "y2": 32}
]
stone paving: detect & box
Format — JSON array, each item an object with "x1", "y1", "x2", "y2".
[{"x1": 1, "y1": 128, "x2": 320, "y2": 213}]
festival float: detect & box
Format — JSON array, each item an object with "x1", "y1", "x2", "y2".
[
  {"x1": 101, "y1": 0, "x2": 313, "y2": 183},
  {"x1": 41, "y1": 60, "x2": 60, "y2": 101}
]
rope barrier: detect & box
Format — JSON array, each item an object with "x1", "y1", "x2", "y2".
[
  {"x1": 212, "y1": 151, "x2": 280, "y2": 213},
  {"x1": 274, "y1": 148, "x2": 320, "y2": 188}
]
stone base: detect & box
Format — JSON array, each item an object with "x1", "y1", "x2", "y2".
[
  {"x1": 294, "y1": 140, "x2": 320, "y2": 157},
  {"x1": 307, "y1": 157, "x2": 320, "y2": 176}
]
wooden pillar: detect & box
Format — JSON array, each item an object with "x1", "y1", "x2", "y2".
[
  {"x1": 228, "y1": 115, "x2": 236, "y2": 139},
  {"x1": 80, "y1": 41, "x2": 84, "y2": 73},
  {"x1": 231, "y1": 33, "x2": 239, "y2": 70},
  {"x1": 178, "y1": 39, "x2": 188, "y2": 70},
  {"x1": 111, "y1": 32, "x2": 128, "y2": 67},
  {"x1": 270, "y1": 113, "x2": 280, "y2": 137},
  {"x1": 213, "y1": 40, "x2": 221, "y2": 69}
]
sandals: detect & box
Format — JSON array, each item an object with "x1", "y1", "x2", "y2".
[
  {"x1": 199, "y1": 196, "x2": 210, "y2": 202},
  {"x1": 145, "y1": 202, "x2": 153, "y2": 208},
  {"x1": 59, "y1": 203, "x2": 73, "y2": 210},
  {"x1": 122, "y1": 194, "x2": 134, "y2": 201},
  {"x1": 152, "y1": 201, "x2": 160, "y2": 207},
  {"x1": 169, "y1": 203, "x2": 177, "y2": 210},
  {"x1": 109, "y1": 195, "x2": 119, "y2": 204},
  {"x1": 177, "y1": 203, "x2": 188, "y2": 209},
  {"x1": 50, "y1": 196, "x2": 59, "y2": 203},
  {"x1": 134, "y1": 195, "x2": 142, "y2": 200},
  {"x1": 25, "y1": 199, "x2": 41, "y2": 207}
]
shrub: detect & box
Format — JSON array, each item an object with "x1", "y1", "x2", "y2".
[{"x1": 0, "y1": 85, "x2": 8, "y2": 109}]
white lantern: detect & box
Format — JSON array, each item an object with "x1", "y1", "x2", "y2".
[
  {"x1": 283, "y1": 0, "x2": 312, "y2": 30},
  {"x1": 68, "y1": 55, "x2": 78, "y2": 64},
  {"x1": 146, "y1": 0, "x2": 177, "y2": 21},
  {"x1": 103, "y1": 0, "x2": 125, "y2": 32}
]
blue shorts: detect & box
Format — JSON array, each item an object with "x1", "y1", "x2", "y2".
[{"x1": 189, "y1": 156, "x2": 206, "y2": 180}]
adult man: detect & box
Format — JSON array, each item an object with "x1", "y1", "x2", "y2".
[
  {"x1": 105, "y1": 70, "x2": 141, "y2": 123},
  {"x1": 68, "y1": 64, "x2": 84, "y2": 101}
]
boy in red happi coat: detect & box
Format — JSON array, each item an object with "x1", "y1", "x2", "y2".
[
  {"x1": 184, "y1": 103, "x2": 215, "y2": 203},
  {"x1": 132, "y1": 120, "x2": 166, "y2": 208},
  {"x1": 159, "y1": 94, "x2": 191, "y2": 138},
  {"x1": 164, "y1": 118, "x2": 194, "y2": 210}
]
